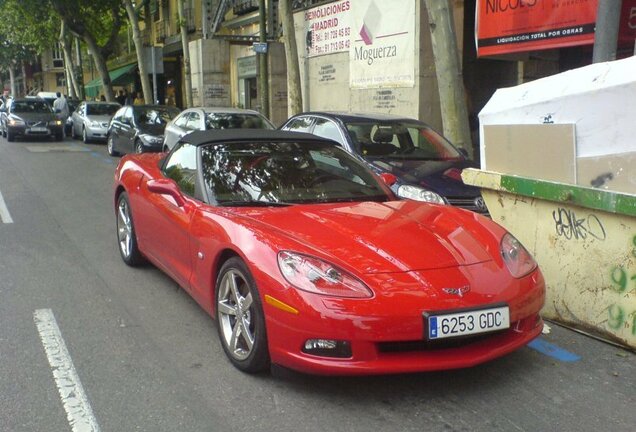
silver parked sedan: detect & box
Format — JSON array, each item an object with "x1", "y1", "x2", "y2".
[
  {"x1": 162, "y1": 107, "x2": 274, "y2": 151},
  {"x1": 71, "y1": 101, "x2": 121, "y2": 143}
]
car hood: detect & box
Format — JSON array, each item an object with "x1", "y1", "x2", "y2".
[
  {"x1": 239, "y1": 200, "x2": 494, "y2": 274},
  {"x1": 86, "y1": 115, "x2": 113, "y2": 123},
  {"x1": 10, "y1": 113, "x2": 56, "y2": 122},
  {"x1": 366, "y1": 157, "x2": 480, "y2": 197}
]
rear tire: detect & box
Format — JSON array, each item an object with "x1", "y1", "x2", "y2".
[
  {"x1": 116, "y1": 192, "x2": 144, "y2": 266},
  {"x1": 216, "y1": 257, "x2": 270, "y2": 373}
]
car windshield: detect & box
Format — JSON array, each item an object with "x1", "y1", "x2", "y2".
[
  {"x1": 135, "y1": 107, "x2": 179, "y2": 125},
  {"x1": 204, "y1": 113, "x2": 274, "y2": 130},
  {"x1": 86, "y1": 104, "x2": 120, "y2": 116},
  {"x1": 344, "y1": 121, "x2": 463, "y2": 161},
  {"x1": 200, "y1": 141, "x2": 389, "y2": 206},
  {"x1": 12, "y1": 101, "x2": 52, "y2": 114}
]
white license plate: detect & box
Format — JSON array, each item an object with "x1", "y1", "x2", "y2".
[
  {"x1": 29, "y1": 127, "x2": 48, "y2": 132},
  {"x1": 426, "y1": 306, "x2": 510, "y2": 340}
]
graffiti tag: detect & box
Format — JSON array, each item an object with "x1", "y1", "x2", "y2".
[
  {"x1": 552, "y1": 208, "x2": 606, "y2": 241},
  {"x1": 607, "y1": 304, "x2": 636, "y2": 335}
]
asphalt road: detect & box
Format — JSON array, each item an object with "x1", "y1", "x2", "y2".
[{"x1": 0, "y1": 134, "x2": 633, "y2": 432}]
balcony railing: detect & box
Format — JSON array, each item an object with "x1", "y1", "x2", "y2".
[{"x1": 232, "y1": 0, "x2": 258, "y2": 16}]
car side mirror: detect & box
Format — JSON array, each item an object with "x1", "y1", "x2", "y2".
[
  {"x1": 146, "y1": 178, "x2": 186, "y2": 207},
  {"x1": 379, "y1": 173, "x2": 398, "y2": 186},
  {"x1": 457, "y1": 147, "x2": 469, "y2": 159}
]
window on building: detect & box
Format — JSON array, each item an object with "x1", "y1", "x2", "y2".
[
  {"x1": 56, "y1": 73, "x2": 66, "y2": 88},
  {"x1": 52, "y1": 43, "x2": 64, "y2": 68}
]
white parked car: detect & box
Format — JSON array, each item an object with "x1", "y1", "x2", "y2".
[
  {"x1": 162, "y1": 107, "x2": 274, "y2": 151},
  {"x1": 71, "y1": 101, "x2": 121, "y2": 143}
]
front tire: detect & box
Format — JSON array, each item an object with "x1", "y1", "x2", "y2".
[
  {"x1": 7, "y1": 129, "x2": 14, "y2": 142},
  {"x1": 82, "y1": 127, "x2": 90, "y2": 144},
  {"x1": 135, "y1": 139, "x2": 143, "y2": 154},
  {"x1": 107, "y1": 135, "x2": 119, "y2": 157},
  {"x1": 116, "y1": 192, "x2": 144, "y2": 266},
  {"x1": 216, "y1": 257, "x2": 270, "y2": 373}
]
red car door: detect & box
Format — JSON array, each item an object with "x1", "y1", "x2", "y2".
[{"x1": 136, "y1": 143, "x2": 200, "y2": 289}]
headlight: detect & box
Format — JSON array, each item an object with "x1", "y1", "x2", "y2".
[
  {"x1": 500, "y1": 233, "x2": 537, "y2": 278},
  {"x1": 397, "y1": 185, "x2": 446, "y2": 204},
  {"x1": 51, "y1": 120, "x2": 62, "y2": 126},
  {"x1": 8, "y1": 118, "x2": 24, "y2": 126},
  {"x1": 139, "y1": 134, "x2": 163, "y2": 145},
  {"x1": 277, "y1": 251, "x2": 373, "y2": 298}
]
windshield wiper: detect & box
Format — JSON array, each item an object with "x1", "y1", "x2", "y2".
[{"x1": 218, "y1": 200, "x2": 294, "y2": 207}]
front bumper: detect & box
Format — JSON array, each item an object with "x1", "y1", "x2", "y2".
[
  {"x1": 85, "y1": 124, "x2": 109, "y2": 141},
  {"x1": 8, "y1": 124, "x2": 63, "y2": 138},
  {"x1": 260, "y1": 264, "x2": 545, "y2": 375}
]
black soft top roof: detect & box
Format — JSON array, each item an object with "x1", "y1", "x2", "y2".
[{"x1": 181, "y1": 129, "x2": 333, "y2": 147}]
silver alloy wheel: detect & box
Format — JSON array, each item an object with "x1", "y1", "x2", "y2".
[
  {"x1": 82, "y1": 127, "x2": 88, "y2": 143},
  {"x1": 117, "y1": 198, "x2": 133, "y2": 259},
  {"x1": 217, "y1": 269, "x2": 255, "y2": 361},
  {"x1": 107, "y1": 136, "x2": 115, "y2": 155},
  {"x1": 135, "y1": 140, "x2": 143, "y2": 154}
]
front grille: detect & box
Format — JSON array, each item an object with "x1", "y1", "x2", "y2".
[
  {"x1": 377, "y1": 330, "x2": 505, "y2": 353},
  {"x1": 447, "y1": 197, "x2": 489, "y2": 215}
]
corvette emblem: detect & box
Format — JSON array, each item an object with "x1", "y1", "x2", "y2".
[{"x1": 442, "y1": 286, "x2": 470, "y2": 297}]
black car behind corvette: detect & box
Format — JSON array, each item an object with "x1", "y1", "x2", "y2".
[
  {"x1": 280, "y1": 112, "x2": 488, "y2": 214},
  {"x1": 107, "y1": 104, "x2": 180, "y2": 156}
]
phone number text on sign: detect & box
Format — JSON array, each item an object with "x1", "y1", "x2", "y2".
[{"x1": 304, "y1": 0, "x2": 351, "y2": 57}]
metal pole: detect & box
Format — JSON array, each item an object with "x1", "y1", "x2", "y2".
[
  {"x1": 593, "y1": 0, "x2": 623, "y2": 63},
  {"x1": 258, "y1": 0, "x2": 269, "y2": 118}
]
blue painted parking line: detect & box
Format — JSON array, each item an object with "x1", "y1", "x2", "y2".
[
  {"x1": 87, "y1": 151, "x2": 115, "y2": 165},
  {"x1": 69, "y1": 143, "x2": 114, "y2": 165},
  {"x1": 527, "y1": 337, "x2": 582, "y2": 362}
]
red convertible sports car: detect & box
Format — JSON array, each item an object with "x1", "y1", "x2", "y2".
[{"x1": 113, "y1": 129, "x2": 545, "y2": 375}]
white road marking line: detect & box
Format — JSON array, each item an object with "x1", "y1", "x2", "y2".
[
  {"x1": 0, "y1": 190, "x2": 13, "y2": 224},
  {"x1": 34, "y1": 309, "x2": 101, "y2": 432}
]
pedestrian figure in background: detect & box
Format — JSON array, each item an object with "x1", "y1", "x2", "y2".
[
  {"x1": 116, "y1": 90, "x2": 127, "y2": 105},
  {"x1": 133, "y1": 92, "x2": 144, "y2": 105},
  {"x1": 53, "y1": 92, "x2": 69, "y2": 122}
]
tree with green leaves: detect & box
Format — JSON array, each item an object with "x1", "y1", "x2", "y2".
[
  {"x1": 48, "y1": 0, "x2": 126, "y2": 102},
  {"x1": 0, "y1": 0, "x2": 57, "y2": 95}
]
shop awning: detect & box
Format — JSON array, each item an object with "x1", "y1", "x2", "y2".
[{"x1": 84, "y1": 63, "x2": 137, "y2": 98}]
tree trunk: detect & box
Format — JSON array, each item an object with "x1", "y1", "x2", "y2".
[
  {"x1": 279, "y1": 0, "x2": 302, "y2": 116},
  {"x1": 423, "y1": 0, "x2": 473, "y2": 159},
  {"x1": 9, "y1": 66, "x2": 16, "y2": 97},
  {"x1": 123, "y1": 0, "x2": 153, "y2": 104},
  {"x1": 60, "y1": 21, "x2": 80, "y2": 98},
  {"x1": 21, "y1": 62, "x2": 28, "y2": 96},
  {"x1": 177, "y1": 0, "x2": 193, "y2": 108},
  {"x1": 86, "y1": 35, "x2": 115, "y2": 101}
]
